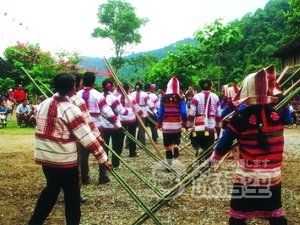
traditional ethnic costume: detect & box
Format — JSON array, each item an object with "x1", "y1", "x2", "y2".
[
  {"x1": 157, "y1": 76, "x2": 187, "y2": 165},
  {"x1": 210, "y1": 67, "x2": 291, "y2": 225}
]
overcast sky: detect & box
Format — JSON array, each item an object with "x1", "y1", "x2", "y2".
[{"x1": 0, "y1": 0, "x2": 269, "y2": 57}]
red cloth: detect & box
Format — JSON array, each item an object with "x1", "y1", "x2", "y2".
[{"x1": 13, "y1": 89, "x2": 26, "y2": 103}]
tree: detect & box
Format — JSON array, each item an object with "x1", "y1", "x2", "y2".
[
  {"x1": 92, "y1": 0, "x2": 148, "y2": 72},
  {"x1": 2, "y1": 42, "x2": 82, "y2": 99},
  {"x1": 193, "y1": 19, "x2": 243, "y2": 92},
  {"x1": 286, "y1": 0, "x2": 300, "y2": 39},
  {"x1": 145, "y1": 43, "x2": 204, "y2": 90}
]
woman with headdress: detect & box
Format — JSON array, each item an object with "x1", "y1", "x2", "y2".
[
  {"x1": 209, "y1": 68, "x2": 292, "y2": 225},
  {"x1": 157, "y1": 76, "x2": 187, "y2": 167}
]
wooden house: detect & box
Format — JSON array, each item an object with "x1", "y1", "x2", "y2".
[{"x1": 271, "y1": 36, "x2": 300, "y2": 89}]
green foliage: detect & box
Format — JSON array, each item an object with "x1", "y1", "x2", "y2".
[
  {"x1": 2, "y1": 42, "x2": 82, "y2": 98},
  {"x1": 92, "y1": 0, "x2": 148, "y2": 72},
  {"x1": 145, "y1": 43, "x2": 204, "y2": 90},
  {"x1": 0, "y1": 77, "x2": 14, "y2": 95},
  {"x1": 142, "y1": 0, "x2": 291, "y2": 92},
  {"x1": 286, "y1": 0, "x2": 300, "y2": 38},
  {"x1": 0, "y1": 0, "x2": 296, "y2": 97}
]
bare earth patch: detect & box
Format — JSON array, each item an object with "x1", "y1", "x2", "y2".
[{"x1": 0, "y1": 128, "x2": 299, "y2": 225}]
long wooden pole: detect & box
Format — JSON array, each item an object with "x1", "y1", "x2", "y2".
[
  {"x1": 280, "y1": 67, "x2": 300, "y2": 88},
  {"x1": 38, "y1": 80, "x2": 54, "y2": 95},
  {"x1": 21, "y1": 67, "x2": 48, "y2": 97},
  {"x1": 276, "y1": 66, "x2": 289, "y2": 83},
  {"x1": 132, "y1": 85, "x2": 300, "y2": 225},
  {"x1": 103, "y1": 57, "x2": 163, "y2": 159}
]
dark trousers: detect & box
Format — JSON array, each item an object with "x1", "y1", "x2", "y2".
[
  {"x1": 17, "y1": 114, "x2": 30, "y2": 126},
  {"x1": 123, "y1": 121, "x2": 138, "y2": 156},
  {"x1": 78, "y1": 145, "x2": 90, "y2": 182},
  {"x1": 102, "y1": 129, "x2": 124, "y2": 168},
  {"x1": 146, "y1": 114, "x2": 158, "y2": 141},
  {"x1": 137, "y1": 117, "x2": 146, "y2": 146},
  {"x1": 28, "y1": 166, "x2": 81, "y2": 225},
  {"x1": 190, "y1": 130, "x2": 215, "y2": 159}
]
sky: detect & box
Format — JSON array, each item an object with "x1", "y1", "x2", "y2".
[{"x1": 0, "y1": 0, "x2": 270, "y2": 58}]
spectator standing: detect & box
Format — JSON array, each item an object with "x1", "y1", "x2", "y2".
[
  {"x1": 27, "y1": 73, "x2": 112, "y2": 225},
  {"x1": 187, "y1": 79, "x2": 221, "y2": 158},
  {"x1": 13, "y1": 84, "x2": 27, "y2": 104},
  {"x1": 157, "y1": 76, "x2": 187, "y2": 166},
  {"x1": 209, "y1": 69, "x2": 291, "y2": 225},
  {"x1": 77, "y1": 72, "x2": 121, "y2": 185}
]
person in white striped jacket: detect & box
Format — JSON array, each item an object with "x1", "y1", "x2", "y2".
[
  {"x1": 77, "y1": 72, "x2": 121, "y2": 185},
  {"x1": 28, "y1": 73, "x2": 112, "y2": 225}
]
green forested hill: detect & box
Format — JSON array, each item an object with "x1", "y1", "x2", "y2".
[{"x1": 79, "y1": 0, "x2": 295, "y2": 89}]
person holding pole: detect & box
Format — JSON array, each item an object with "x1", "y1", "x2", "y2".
[
  {"x1": 70, "y1": 73, "x2": 105, "y2": 187},
  {"x1": 28, "y1": 73, "x2": 112, "y2": 225},
  {"x1": 100, "y1": 78, "x2": 128, "y2": 169},
  {"x1": 77, "y1": 71, "x2": 121, "y2": 185},
  {"x1": 209, "y1": 68, "x2": 292, "y2": 225}
]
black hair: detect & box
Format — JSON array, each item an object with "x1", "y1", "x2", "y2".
[
  {"x1": 161, "y1": 93, "x2": 183, "y2": 104},
  {"x1": 82, "y1": 72, "x2": 96, "y2": 87},
  {"x1": 135, "y1": 82, "x2": 143, "y2": 91},
  {"x1": 102, "y1": 78, "x2": 114, "y2": 93},
  {"x1": 199, "y1": 79, "x2": 212, "y2": 91},
  {"x1": 122, "y1": 82, "x2": 130, "y2": 92},
  {"x1": 72, "y1": 72, "x2": 83, "y2": 90},
  {"x1": 53, "y1": 73, "x2": 75, "y2": 96},
  {"x1": 144, "y1": 83, "x2": 151, "y2": 91}
]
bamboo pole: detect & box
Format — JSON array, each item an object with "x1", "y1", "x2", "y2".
[
  {"x1": 123, "y1": 129, "x2": 183, "y2": 178},
  {"x1": 132, "y1": 87, "x2": 300, "y2": 224},
  {"x1": 131, "y1": 159, "x2": 211, "y2": 225},
  {"x1": 21, "y1": 67, "x2": 48, "y2": 97},
  {"x1": 280, "y1": 67, "x2": 300, "y2": 88},
  {"x1": 283, "y1": 78, "x2": 300, "y2": 96},
  {"x1": 276, "y1": 66, "x2": 289, "y2": 83},
  {"x1": 105, "y1": 142, "x2": 164, "y2": 197},
  {"x1": 38, "y1": 80, "x2": 54, "y2": 95},
  {"x1": 109, "y1": 169, "x2": 163, "y2": 225},
  {"x1": 103, "y1": 57, "x2": 163, "y2": 159}
]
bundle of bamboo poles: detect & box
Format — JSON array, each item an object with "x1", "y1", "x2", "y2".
[
  {"x1": 23, "y1": 62, "x2": 300, "y2": 224},
  {"x1": 130, "y1": 71, "x2": 300, "y2": 225}
]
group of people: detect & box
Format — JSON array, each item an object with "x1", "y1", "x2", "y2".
[
  {"x1": 27, "y1": 66, "x2": 292, "y2": 225},
  {"x1": 0, "y1": 84, "x2": 44, "y2": 127}
]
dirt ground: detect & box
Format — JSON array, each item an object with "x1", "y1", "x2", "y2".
[{"x1": 0, "y1": 127, "x2": 299, "y2": 225}]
